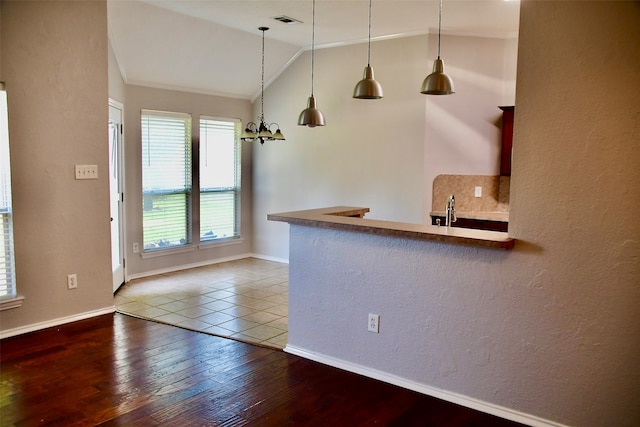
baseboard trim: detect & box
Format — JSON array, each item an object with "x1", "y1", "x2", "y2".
[
  {"x1": 126, "y1": 253, "x2": 289, "y2": 282},
  {"x1": 126, "y1": 253, "x2": 253, "y2": 282},
  {"x1": 284, "y1": 344, "x2": 566, "y2": 427},
  {"x1": 249, "y1": 253, "x2": 289, "y2": 264},
  {"x1": 0, "y1": 306, "x2": 116, "y2": 340}
]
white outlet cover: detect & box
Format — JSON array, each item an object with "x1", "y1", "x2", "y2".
[
  {"x1": 474, "y1": 186, "x2": 482, "y2": 197},
  {"x1": 368, "y1": 313, "x2": 380, "y2": 333}
]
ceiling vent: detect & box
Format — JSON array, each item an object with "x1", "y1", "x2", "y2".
[{"x1": 273, "y1": 15, "x2": 303, "y2": 25}]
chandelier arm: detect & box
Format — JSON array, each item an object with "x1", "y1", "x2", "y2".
[{"x1": 261, "y1": 28, "x2": 266, "y2": 122}]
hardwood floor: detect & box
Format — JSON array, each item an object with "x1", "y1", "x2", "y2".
[{"x1": 1, "y1": 313, "x2": 526, "y2": 426}]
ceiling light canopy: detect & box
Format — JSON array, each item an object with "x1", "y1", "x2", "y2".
[
  {"x1": 241, "y1": 27, "x2": 285, "y2": 144},
  {"x1": 421, "y1": 0, "x2": 455, "y2": 95},
  {"x1": 353, "y1": 0, "x2": 383, "y2": 99},
  {"x1": 298, "y1": 0, "x2": 326, "y2": 127}
]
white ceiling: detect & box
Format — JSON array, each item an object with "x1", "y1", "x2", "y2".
[{"x1": 107, "y1": 0, "x2": 520, "y2": 100}]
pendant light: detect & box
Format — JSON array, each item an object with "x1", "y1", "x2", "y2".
[
  {"x1": 420, "y1": 0, "x2": 455, "y2": 95},
  {"x1": 353, "y1": 0, "x2": 383, "y2": 99},
  {"x1": 241, "y1": 27, "x2": 285, "y2": 144},
  {"x1": 298, "y1": 0, "x2": 326, "y2": 127}
]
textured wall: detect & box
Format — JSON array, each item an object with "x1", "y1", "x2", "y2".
[
  {"x1": 285, "y1": 2, "x2": 640, "y2": 426},
  {"x1": 0, "y1": 1, "x2": 113, "y2": 331}
]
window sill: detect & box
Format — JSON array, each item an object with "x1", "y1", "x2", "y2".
[
  {"x1": 1, "y1": 296, "x2": 25, "y2": 311},
  {"x1": 198, "y1": 236, "x2": 244, "y2": 250},
  {"x1": 141, "y1": 244, "x2": 196, "y2": 259}
]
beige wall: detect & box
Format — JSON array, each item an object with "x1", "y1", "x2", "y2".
[
  {"x1": 510, "y1": 2, "x2": 639, "y2": 423},
  {"x1": 0, "y1": 1, "x2": 114, "y2": 332}
]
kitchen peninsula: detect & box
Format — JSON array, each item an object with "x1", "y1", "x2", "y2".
[{"x1": 267, "y1": 206, "x2": 523, "y2": 424}]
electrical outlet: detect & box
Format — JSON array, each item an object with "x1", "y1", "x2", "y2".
[
  {"x1": 474, "y1": 186, "x2": 482, "y2": 198},
  {"x1": 133, "y1": 242, "x2": 139, "y2": 253},
  {"x1": 67, "y1": 274, "x2": 78, "y2": 290},
  {"x1": 368, "y1": 313, "x2": 380, "y2": 333}
]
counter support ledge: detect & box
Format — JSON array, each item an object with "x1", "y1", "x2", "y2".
[{"x1": 268, "y1": 206, "x2": 515, "y2": 250}]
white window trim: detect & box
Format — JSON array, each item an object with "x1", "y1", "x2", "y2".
[
  {"x1": 141, "y1": 109, "x2": 193, "y2": 253},
  {"x1": 0, "y1": 82, "x2": 17, "y2": 303},
  {"x1": 0, "y1": 296, "x2": 24, "y2": 311},
  {"x1": 198, "y1": 115, "x2": 242, "y2": 242}
]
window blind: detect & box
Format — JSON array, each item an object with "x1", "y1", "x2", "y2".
[
  {"x1": 0, "y1": 83, "x2": 17, "y2": 300},
  {"x1": 199, "y1": 117, "x2": 241, "y2": 241},
  {"x1": 141, "y1": 110, "x2": 192, "y2": 251}
]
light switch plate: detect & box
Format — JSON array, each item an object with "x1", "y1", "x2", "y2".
[{"x1": 75, "y1": 165, "x2": 98, "y2": 180}]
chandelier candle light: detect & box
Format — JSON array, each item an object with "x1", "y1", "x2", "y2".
[
  {"x1": 241, "y1": 27, "x2": 285, "y2": 144},
  {"x1": 421, "y1": 0, "x2": 455, "y2": 95},
  {"x1": 353, "y1": 0, "x2": 383, "y2": 99},
  {"x1": 298, "y1": 0, "x2": 326, "y2": 127}
]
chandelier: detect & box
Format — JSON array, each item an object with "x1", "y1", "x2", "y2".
[{"x1": 241, "y1": 27, "x2": 285, "y2": 144}]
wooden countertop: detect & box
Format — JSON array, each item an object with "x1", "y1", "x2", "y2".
[{"x1": 268, "y1": 206, "x2": 515, "y2": 250}]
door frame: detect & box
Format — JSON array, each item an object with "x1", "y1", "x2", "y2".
[{"x1": 109, "y1": 98, "x2": 126, "y2": 292}]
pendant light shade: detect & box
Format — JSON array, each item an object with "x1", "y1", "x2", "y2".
[
  {"x1": 241, "y1": 27, "x2": 286, "y2": 144},
  {"x1": 353, "y1": 0, "x2": 383, "y2": 99},
  {"x1": 354, "y1": 66, "x2": 383, "y2": 99},
  {"x1": 421, "y1": 58, "x2": 454, "y2": 95},
  {"x1": 298, "y1": 95, "x2": 326, "y2": 127},
  {"x1": 421, "y1": 0, "x2": 455, "y2": 95},
  {"x1": 299, "y1": 0, "x2": 326, "y2": 127}
]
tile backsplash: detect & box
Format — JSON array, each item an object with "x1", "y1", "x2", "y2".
[{"x1": 432, "y1": 174, "x2": 510, "y2": 213}]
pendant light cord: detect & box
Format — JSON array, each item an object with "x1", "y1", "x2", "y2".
[
  {"x1": 311, "y1": 0, "x2": 316, "y2": 96},
  {"x1": 437, "y1": 0, "x2": 442, "y2": 59},
  {"x1": 261, "y1": 28, "x2": 266, "y2": 122},
  {"x1": 367, "y1": 0, "x2": 372, "y2": 66}
]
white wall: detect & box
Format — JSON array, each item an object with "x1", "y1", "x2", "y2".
[
  {"x1": 0, "y1": 1, "x2": 114, "y2": 333},
  {"x1": 254, "y1": 33, "x2": 517, "y2": 260},
  {"x1": 122, "y1": 85, "x2": 254, "y2": 278},
  {"x1": 108, "y1": 41, "x2": 126, "y2": 104},
  {"x1": 283, "y1": 2, "x2": 640, "y2": 426}
]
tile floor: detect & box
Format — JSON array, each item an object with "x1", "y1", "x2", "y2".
[{"x1": 114, "y1": 257, "x2": 289, "y2": 349}]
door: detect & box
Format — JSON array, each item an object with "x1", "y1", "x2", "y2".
[{"x1": 109, "y1": 100, "x2": 125, "y2": 292}]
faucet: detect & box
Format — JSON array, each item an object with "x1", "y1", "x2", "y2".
[{"x1": 446, "y1": 194, "x2": 457, "y2": 227}]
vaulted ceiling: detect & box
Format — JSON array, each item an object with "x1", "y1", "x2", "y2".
[{"x1": 107, "y1": 0, "x2": 520, "y2": 100}]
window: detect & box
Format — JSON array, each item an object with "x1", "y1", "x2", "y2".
[
  {"x1": 199, "y1": 117, "x2": 241, "y2": 242},
  {"x1": 0, "y1": 83, "x2": 17, "y2": 301},
  {"x1": 141, "y1": 110, "x2": 192, "y2": 251},
  {"x1": 140, "y1": 111, "x2": 241, "y2": 253}
]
